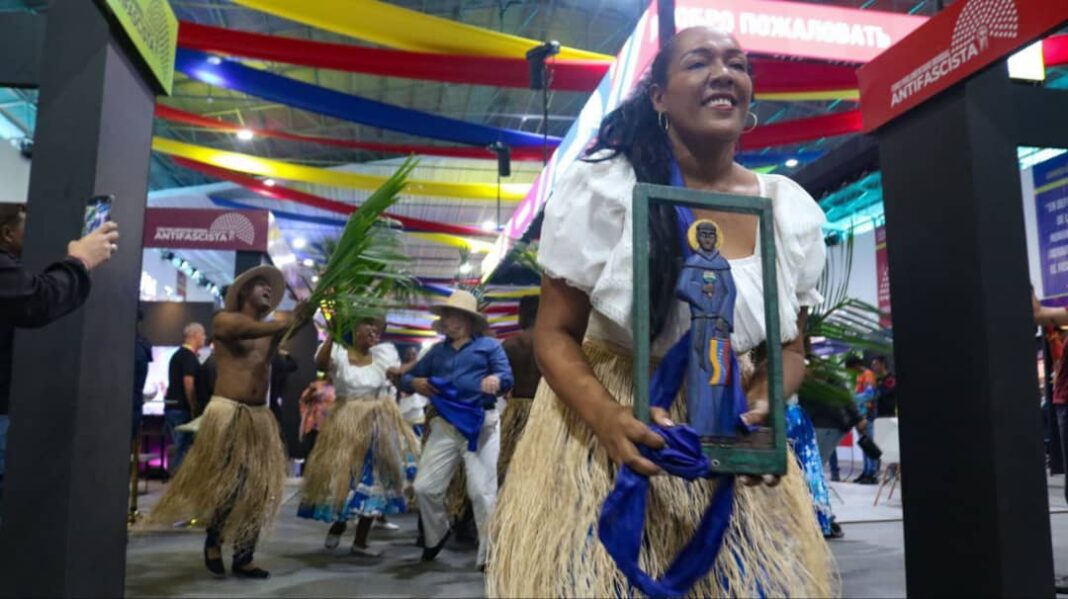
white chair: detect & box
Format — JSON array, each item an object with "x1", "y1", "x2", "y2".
[{"x1": 872, "y1": 417, "x2": 901, "y2": 506}]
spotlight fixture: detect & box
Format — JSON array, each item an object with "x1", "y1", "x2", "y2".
[
  {"x1": 311, "y1": 275, "x2": 320, "y2": 284},
  {"x1": 292, "y1": 237, "x2": 307, "y2": 250},
  {"x1": 236, "y1": 129, "x2": 255, "y2": 141},
  {"x1": 303, "y1": 258, "x2": 315, "y2": 267},
  {"x1": 785, "y1": 158, "x2": 799, "y2": 168}
]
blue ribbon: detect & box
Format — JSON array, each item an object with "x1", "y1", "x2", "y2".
[
  {"x1": 176, "y1": 49, "x2": 559, "y2": 149},
  {"x1": 428, "y1": 377, "x2": 483, "y2": 451},
  {"x1": 598, "y1": 331, "x2": 737, "y2": 598}
]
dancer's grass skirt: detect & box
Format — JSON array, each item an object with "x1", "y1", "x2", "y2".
[
  {"x1": 300, "y1": 395, "x2": 421, "y2": 519},
  {"x1": 146, "y1": 397, "x2": 287, "y2": 545},
  {"x1": 498, "y1": 397, "x2": 533, "y2": 483},
  {"x1": 488, "y1": 341, "x2": 838, "y2": 598}
]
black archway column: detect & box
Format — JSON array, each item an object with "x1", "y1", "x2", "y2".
[
  {"x1": 0, "y1": 2, "x2": 157, "y2": 596},
  {"x1": 877, "y1": 64, "x2": 1054, "y2": 597}
]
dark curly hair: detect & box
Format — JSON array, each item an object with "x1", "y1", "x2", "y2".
[{"x1": 584, "y1": 35, "x2": 683, "y2": 340}]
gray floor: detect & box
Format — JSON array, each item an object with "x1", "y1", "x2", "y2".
[{"x1": 124, "y1": 474, "x2": 1068, "y2": 598}]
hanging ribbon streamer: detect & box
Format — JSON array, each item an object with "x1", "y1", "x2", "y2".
[
  {"x1": 207, "y1": 196, "x2": 492, "y2": 252},
  {"x1": 735, "y1": 150, "x2": 824, "y2": 168},
  {"x1": 152, "y1": 137, "x2": 531, "y2": 201},
  {"x1": 157, "y1": 104, "x2": 547, "y2": 162},
  {"x1": 483, "y1": 287, "x2": 539, "y2": 299},
  {"x1": 170, "y1": 155, "x2": 489, "y2": 237},
  {"x1": 231, "y1": 0, "x2": 610, "y2": 60},
  {"x1": 746, "y1": 59, "x2": 857, "y2": 96},
  {"x1": 1044, "y1": 34, "x2": 1068, "y2": 67},
  {"x1": 177, "y1": 22, "x2": 859, "y2": 99},
  {"x1": 177, "y1": 22, "x2": 606, "y2": 93},
  {"x1": 175, "y1": 49, "x2": 559, "y2": 149},
  {"x1": 598, "y1": 331, "x2": 736, "y2": 597},
  {"x1": 740, "y1": 110, "x2": 862, "y2": 151}
]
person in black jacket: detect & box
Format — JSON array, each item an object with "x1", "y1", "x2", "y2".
[
  {"x1": 801, "y1": 393, "x2": 866, "y2": 482},
  {"x1": 132, "y1": 310, "x2": 153, "y2": 442},
  {"x1": 269, "y1": 348, "x2": 297, "y2": 431},
  {"x1": 0, "y1": 202, "x2": 119, "y2": 497},
  {"x1": 195, "y1": 338, "x2": 217, "y2": 415}
]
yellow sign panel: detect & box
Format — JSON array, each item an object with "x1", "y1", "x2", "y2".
[{"x1": 102, "y1": 0, "x2": 178, "y2": 95}]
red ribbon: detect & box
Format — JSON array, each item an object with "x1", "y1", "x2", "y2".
[
  {"x1": 177, "y1": 22, "x2": 859, "y2": 97},
  {"x1": 740, "y1": 110, "x2": 862, "y2": 151},
  {"x1": 179, "y1": 22, "x2": 607, "y2": 92},
  {"x1": 156, "y1": 105, "x2": 546, "y2": 161},
  {"x1": 1044, "y1": 34, "x2": 1068, "y2": 67},
  {"x1": 167, "y1": 155, "x2": 490, "y2": 238}
]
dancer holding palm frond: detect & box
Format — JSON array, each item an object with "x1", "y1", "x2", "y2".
[{"x1": 294, "y1": 158, "x2": 421, "y2": 557}]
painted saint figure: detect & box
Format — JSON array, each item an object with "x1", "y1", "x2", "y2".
[{"x1": 676, "y1": 219, "x2": 743, "y2": 438}]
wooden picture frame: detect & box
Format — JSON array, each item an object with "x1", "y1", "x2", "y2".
[{"x1": 632, "y1": 183, "x2": 786, "y2": 476}]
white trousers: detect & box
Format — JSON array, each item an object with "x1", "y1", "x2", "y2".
[{"x1": 413, "y1": 411, "x2": 500, "y2": 566}]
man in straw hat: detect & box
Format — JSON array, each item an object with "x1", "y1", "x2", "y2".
[
  {"x1": 401, "y1": 289, "x2": 513, "y2": 569},
  {"x1": 148, "y1": 265, "x2": 307, "y2": 579}
]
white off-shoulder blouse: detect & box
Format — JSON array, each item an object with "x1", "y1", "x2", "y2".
[{"x1": 538, "y1": 152, "x2": 827, "y2": 357}]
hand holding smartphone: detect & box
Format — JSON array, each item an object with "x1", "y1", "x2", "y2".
[
  {"x1": 83, "y1": 195, "x2": 114, "y2": 236},
  {"x1": 69, "y1": 194, "x2": 119, "y2": 270}
]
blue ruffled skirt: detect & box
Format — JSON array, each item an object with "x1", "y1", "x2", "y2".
[
  {"x1": 785, "y1": 402, "x2": 835, "y2": 535},
  {"x1": 298, "y1": 447, "x2": 408, "y2": 522}
]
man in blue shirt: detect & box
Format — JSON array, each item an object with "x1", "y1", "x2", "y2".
[{"x1": 402, "y1": 290, "x2": 513, "y2": 569}]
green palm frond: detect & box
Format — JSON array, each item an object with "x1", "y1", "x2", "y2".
[
  {"x1": 802, "y1": 227, "x2": 892, "y2": 408},
  {"x1": 511, "y1": 241, "x2": 541, "y2": 275},
  {"x1": 287, "y1": 157, "x2": 424, "y2": 343}
]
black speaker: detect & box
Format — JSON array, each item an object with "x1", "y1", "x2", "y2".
[
  {"x1": 490, "y1": 142, "x2": 511, "y2": 178},
  {"x1": 525, "y1": 41, "x2": 560, "y2": 90}
]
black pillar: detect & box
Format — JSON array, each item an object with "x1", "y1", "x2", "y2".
[
  {"x1": 235, "y1": 249, "x2": 267, "y2": 277},
  {"x1": 0, "y1": 2, "x2": 156, "y2": 597},
  {"x1": 0, "y1": 12, "x2": 45, "y2": 88},
  {"x1": 877, "y1": 64, "x2": 1054, "y2": 596},
  {"x1": 657, "y1": 0, "x2": 675, "y2": 47}
]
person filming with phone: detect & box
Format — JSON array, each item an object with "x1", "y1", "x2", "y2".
[{"x1": 0, "y1": 201, "x2": 119, "y2": 499}]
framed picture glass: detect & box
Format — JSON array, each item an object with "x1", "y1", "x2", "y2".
[{"x1": 632, "y1": 183, "x2": 786, "y2": 476}]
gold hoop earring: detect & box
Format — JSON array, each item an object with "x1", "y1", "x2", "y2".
[
  {"x1": 658, "y1": 111, "x2": 669, "y2": 132},
  {"x1": 743, "y1": 111, "x2": 759, "y2": 133}
]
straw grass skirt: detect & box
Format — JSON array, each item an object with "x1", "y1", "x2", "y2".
[
  {"x1": 487, "y1": 341, "x2": 838, "y2": 598},
  {"x1": 147, "y1": 397, "x2": 287, "y2": 545},
  {"x1": 497, "y1": 397, "x2": 533, "y2": 482},
  {"x1": 300, "y1": 395, "x2": 421, "y2": 520}
]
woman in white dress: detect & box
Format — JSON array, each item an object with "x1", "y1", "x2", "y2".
[
  {"x1": 298, "y1": 318, "x2": 420, "y2": 556},
  {"x1": 489, "y1": 27, "x2": 836, "y2": 596}
]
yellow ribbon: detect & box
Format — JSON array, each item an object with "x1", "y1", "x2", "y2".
[
  {"x1": 389, "y1": 327, "x2": 440, "y2": 337},
  {"x1": 231, "y1": 0, "x2": 611, "y2": 61},
  {"x1": 409, "y1": 232, "x2": 494, "y2": 253},
  {"x1": 484, "y1": 287, "x2": 540, "y2": 299},
  {"x1": 152, "y1": 137, "x2": 530, "y2": 201},
  {"x1": 756, "y1": 89, "x2": 860, "y2": 102}
]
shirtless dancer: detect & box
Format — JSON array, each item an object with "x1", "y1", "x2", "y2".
[{"x1": 149, "y1": 265, "x2": 307, "y2": 579}]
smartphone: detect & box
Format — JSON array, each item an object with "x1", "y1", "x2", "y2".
[{"x1": 83, "y1": 194, "x2": 114, "y2": 236}]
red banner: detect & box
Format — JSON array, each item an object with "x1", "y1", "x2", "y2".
[
  {"x1": 672, "y1": 0, "x2": 924, "y2": 63},
  {"x1": 875, "y1": 226, "x2": 892, "y2": 329},
  {"x1": 859, "y1": 1, "x2": 1068, "y2": 132},
  {"x1": 143, "y1": 208, "x2": 270, "y2": 252}
]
